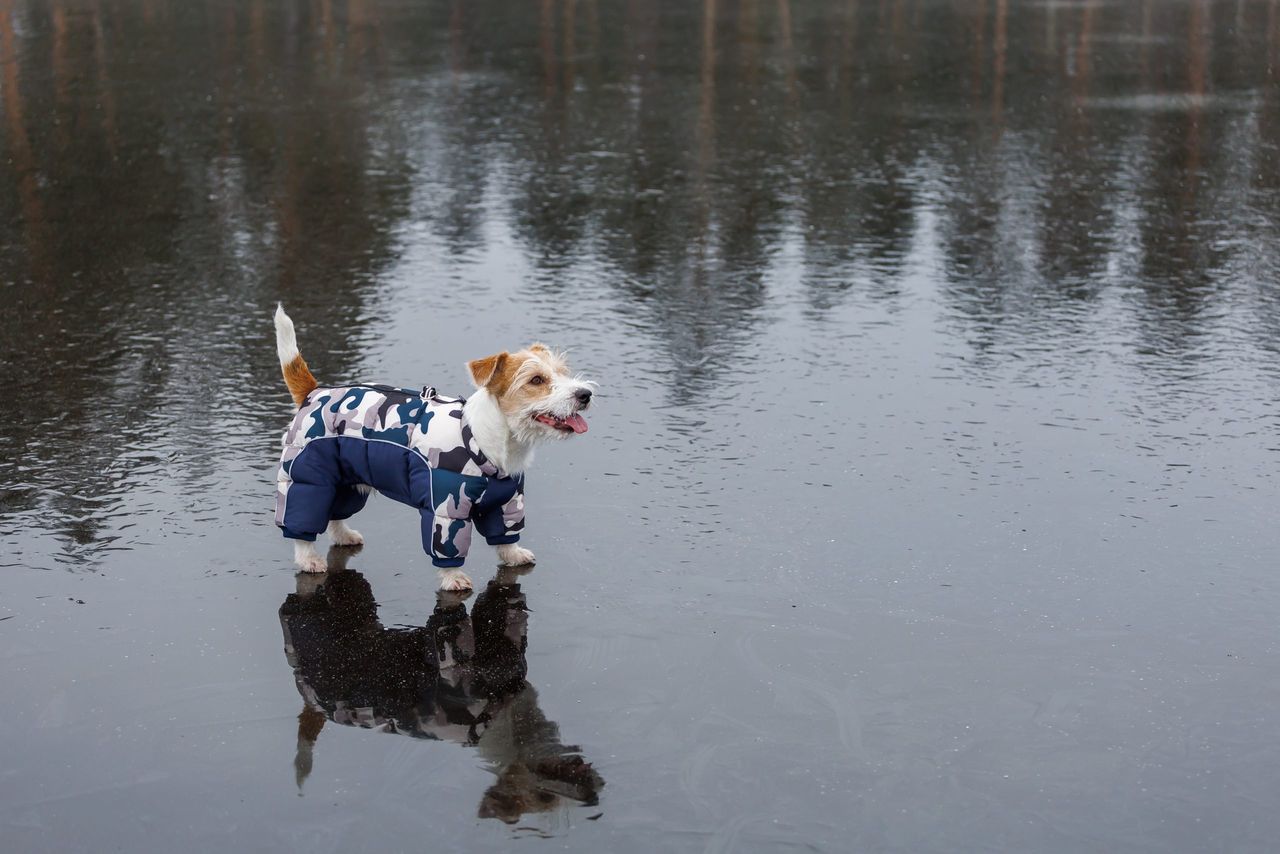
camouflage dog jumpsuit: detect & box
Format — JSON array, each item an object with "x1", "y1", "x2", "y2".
[{"x1": 276, "y1": 384, "x2": 525, "y2": 568}]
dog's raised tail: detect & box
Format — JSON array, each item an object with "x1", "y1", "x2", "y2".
[{"x1": 275, "y1": 304, "x2": 318, "y2": 406}]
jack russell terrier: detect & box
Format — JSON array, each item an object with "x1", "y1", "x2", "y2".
[{"x1": 272, "y1": 305, "x2": 595, "y2": 591}]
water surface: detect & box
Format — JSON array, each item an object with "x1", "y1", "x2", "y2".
[{"x1": 2, "y1": 0, "x2": 1280, "y2": 851}]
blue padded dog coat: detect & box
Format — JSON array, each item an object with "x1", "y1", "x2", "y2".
[{"x1": 275, "y1": 384, "x2": 524, "y2": 568}]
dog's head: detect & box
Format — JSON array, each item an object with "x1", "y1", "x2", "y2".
[
  {"x1": 467, "y1": 345, "x2": 596, "y2": 445},
  {"x1": 477, "y1": 757, "x2": 603, "y2": 824}
]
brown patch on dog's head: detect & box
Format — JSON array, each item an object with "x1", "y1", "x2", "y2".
[
  {"x1": 477, "y1": 764, "x2": 563, "y2": 824},
  {"x1": 467, "y1": 352, "x2": 517, "y2": 396},
  {"x1": 476, "y1": 755, "x2": 604, "y2": 823},
  {"x1": 469, "y1": 347, "x2": 568, "y2": 413}
]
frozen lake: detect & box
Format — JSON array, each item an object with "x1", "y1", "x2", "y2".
[{"x1": 2, "y1": 0, "x2": 1279, "y2": 851}]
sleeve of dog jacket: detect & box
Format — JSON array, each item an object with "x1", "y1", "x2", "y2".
[
  {"x1": 422, "y1": 509, "x2": 473, "y2": 568},
  {"x1": 475, "y1": 476, "x2": 525, "y2": 546},
  {"x1": 425, "y1": 467, "x2": 486, "y2": 567}
]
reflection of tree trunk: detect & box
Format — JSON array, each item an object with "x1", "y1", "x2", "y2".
[
  {"x1": 449, "y1": 0, "x2": 464, "y2": 81},
  {"x1": 540, "y1": 0, "x2": 557, "y2": 99},
  {"x1": 348, "y1": 0, "x2": 367, "y2": 63},
  {"x1": 1064, "y1": 0, "x2": 1095, "y2": 116},
  {"x1": 1185, "y1": 0, "x2": 1208, "y2": 204},
  {"x1": 972, "y1": 0, "x2": 986, "y2": 96},
  {"x1": 992, "y1": 0, "x2": 1007, "y2": 128},
  {"x1": 585, "y1": 0, "x2": 600, "y2": 84},
  {"x1": 1269, "y1": 0, "x2": 1279, "y2": 87},
  {"x1": 53, "y1": 1, "x2": 70, "y2": 150},
  {"x1": 1045, "y1": 0, "x2": 1055, "y2": 53},
  {"x1": 1074, "y1": 0, "x2": 1095, "y2": 105},
  {"x1": 563, "y1": 0, "x2": 576, "y2": 94},
  {"x1": 1261, "y1": 0, "x2": 1278, "y2": 199},
  {"x1": 1140, "y1": 0, "x2": 1152, "y2": 81},
  {"x1": 319, "y1": 0, "x2": 335, "y2": 70},
  {"x1": 217, "y1": 0, "x2": 236, "y2": 158},
  {"x1": 739, "y1": 0, "x2": 758, "y2": 86},
  {"x1": 778, "y1": 0, "x2": 796, "y2": 101},
  {"x1": 695, "y1": 0, "x2": 717, "y2": 258},
  {"x1": 250, "y1": 0, "x2": 266, "y2": 82},
  {"x1": 0, "y1": 0, "x2": 48, "y2": 286},
  {"x1": 91, "y1": 0, "x2": 118, "y2": 156},
  {"x1": 348, "y1": 0, "x2": 385, "y2": 68},
  {"x1": 840, "y1": 0, "x2": 857, "y2": 92},
  {"x1": 1272, "y1": 0, "x2": 1280, "y2": 71}
]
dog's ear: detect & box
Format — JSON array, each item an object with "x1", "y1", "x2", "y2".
[{"x1": 467, "y1": 352, "x2": 509, "y2": 388}]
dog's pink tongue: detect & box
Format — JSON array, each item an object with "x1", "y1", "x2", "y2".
[{"x1": 565, "y1": 413, "x2": 588, "y2": 434}]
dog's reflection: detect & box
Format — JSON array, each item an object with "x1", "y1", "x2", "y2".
[{"x1": 279, "y1": 551, "x2": 603, "y2": 822}]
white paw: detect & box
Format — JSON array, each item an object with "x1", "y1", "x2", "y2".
[
  {"x1": 497, "y1": 544, "x2": 536, "y2": 566},
  {"x1": 330, "y1": 527, "x2": 364, "y2": 547},
  {"x1": 326, "y1": 520, "x2": 364, "y2": 547},
  {"x1": 439, "y1": 569, "x2": 473, "y2": 591},
  {"x1": 297, "y1": 555, "x2": 328, "y2": 574}
]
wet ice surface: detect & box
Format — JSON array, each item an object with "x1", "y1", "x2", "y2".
[{"x1": 3, "y1": 0, "x2": 1280, "y2": 850}]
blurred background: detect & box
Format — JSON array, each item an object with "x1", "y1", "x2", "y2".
[{"x1": 1, "y1": 1, "x2": 1279, "y2": 851}]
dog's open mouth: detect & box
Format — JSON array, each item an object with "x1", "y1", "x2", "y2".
[{"x1": 533, "y1": 413, "x2": 588, "y2": 434}]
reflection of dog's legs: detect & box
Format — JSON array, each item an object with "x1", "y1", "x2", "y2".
[
  {"x1": 494, "y1": 564, "x2": 536, "y2": 586},
  {"x1": 326, "y1": 519, "x2": 364, "y2": 547},
  {"x1": 295, "y1": 705, "x2": 327, "y2": 792},
  {"x1": 324, "y1": 543, "x2": 361, "y2": 573},
  {"x1": 294, "y1": 570, "x2": 328, "y2": 599},
  {"x1": 293, "y1": 540, "x2": 327, "y2": 573}
]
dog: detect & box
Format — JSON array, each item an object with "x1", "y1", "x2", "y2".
[
  {"x1": 280, "y1": 553, "x2": 604, "y2": 823},
  {"x1": 272, "y1": 305, "x2": 594, "y2": 590}
]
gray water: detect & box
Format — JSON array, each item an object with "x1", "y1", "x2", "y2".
[{"x1": 2, "y1": 0, "x2": 1280, "y2": 851}]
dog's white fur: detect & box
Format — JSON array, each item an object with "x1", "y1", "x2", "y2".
[
  {"x1": 326, "y1": 519, "x2": 363, "y2": 546},
  {"x1": 465, "y1": 388, "x2": 536, "y2": 476},
  {"x1": 275, "y1": 307, "x2": 592, "y2": 590},
  {"x1": 274, "y1": 304, "x2": 300, "y2": 364},
  {"x1": 293, "y1": 540, "x2": 328, "y2": 574}
]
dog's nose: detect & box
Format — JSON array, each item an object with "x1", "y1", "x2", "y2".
[{"x1": 575, "y1": 389, "x2": 593, "y2": 406}]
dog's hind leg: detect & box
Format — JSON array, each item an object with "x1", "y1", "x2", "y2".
[
  {"x1": 326, "y1": 485, "x2": 370, "y2": 547},
  {"x1": 293, "y1": 540, "x2": 328, "y2": 573},
  {"x1": 326, "y1": 519, "x2": 364, "y2": 547}
]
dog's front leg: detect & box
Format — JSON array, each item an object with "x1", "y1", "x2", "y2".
[
  {"x1": 438, "y1": 569, "x2": 473, "y2": 591},
  {"x1": 495, "y1": 543, "x2": 536, "y2": 566},
  {"x1": 293, "y1": 540, "x2": 328, "y2": 573},
  {"x1": 326, "y1": 519, "x2": 364, "y2": 547}
]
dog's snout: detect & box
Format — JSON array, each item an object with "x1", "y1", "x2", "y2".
[{"x1": 574, "y1": 388, "x2": 593, "y2": 406}]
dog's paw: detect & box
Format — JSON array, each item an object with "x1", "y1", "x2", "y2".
[
  {"x1": 326, "y1": 520, "x2": 365, "y2": 547},
  {"x1": 496, "y1": 544, "x2": 536, "y2": 566},
  {"x1": 330, "y1": 527, "x2": 364, "y2": 547},
  {"x1": 296, "y1": 554, "x2": 328, "y2": 574},
  {"x1": 438, "y1": 569, "x2": 473, "y2": 591}
]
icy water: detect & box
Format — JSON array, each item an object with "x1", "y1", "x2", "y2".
[{"x1": 2, "y1": 0, "x2": 1280, "y2": 851}]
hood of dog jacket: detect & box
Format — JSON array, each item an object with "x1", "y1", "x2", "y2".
[{"x1": 275, "y1": 384, "x2": 525, "y2": 567}]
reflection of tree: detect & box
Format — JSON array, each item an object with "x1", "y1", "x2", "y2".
[
  {"x1": 0, "y1": 0, "x2": 412, "y2": 560},
  {"x1": 442, "y1": 0, "x2": 1280, "y2": 381},
  {"x1": 2, "y1": 0, "x2": 1279, "y2": 556}
]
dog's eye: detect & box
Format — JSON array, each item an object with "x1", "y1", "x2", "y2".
[{"x1": 529, "y1": 376, "x2": 545, "y2": 386}]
